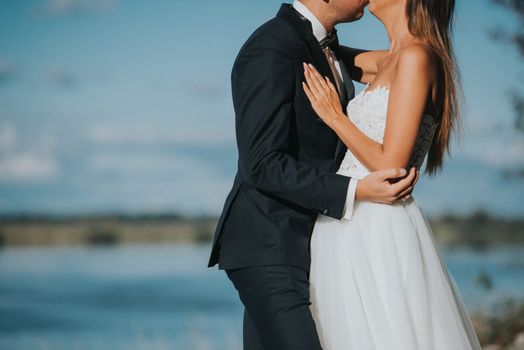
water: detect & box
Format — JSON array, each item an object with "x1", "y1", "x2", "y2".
[{"x1": 0, "y1": 244, "x2": 523, "y2": 350}]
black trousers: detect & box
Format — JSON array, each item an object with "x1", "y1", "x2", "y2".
[{"x1": 226, "y1": 265, "x2": 323, "y2": 350}]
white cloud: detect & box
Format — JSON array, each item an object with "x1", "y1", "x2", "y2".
[
  {"x1": 86, "y1": 124, "x2": 235, "y2": 147},
  {"x1": 0, "y1": 152, "x2": 58, "y2": 182},
  {"x1": 477, "y1": 138, "x2": 524, "y2": 168},
  {"x1": 43, "y1": 0, "x2": 117, "y2": 15},
  {"x1": 0, "y1": 123, "x2": 16, "y2": 150},
  {"x1": 0, "y1": 124, "x2": 59, "y2": 183},
  {"x1": 458, "y1": 124, "x2": 524, "y2": 169},
  {"x1": 88, "y1": 152, "x2": 211, "y2": 175},
  {"x1": 83, "y1": 151, "x2": 232, "y2": 215}
]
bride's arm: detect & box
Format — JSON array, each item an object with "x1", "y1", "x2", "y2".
[
  {"x1": 337, "y1": 46, "x2": 388, "y2": 84},
  {"x1": 303, "y1": 46, "x2": 436, "y2": 171}
]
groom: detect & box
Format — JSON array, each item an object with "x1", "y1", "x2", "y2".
[{"x1": 208, "y1": 1, "x2": 418, "y2": 349}]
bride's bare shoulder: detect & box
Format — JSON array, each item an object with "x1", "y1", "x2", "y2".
[
  {"x1": 390, "y1": 43, "x2": 439, "y2": 108},
  {"x1": 396, "y1": 43, "x2": 438, "y2": 77}
]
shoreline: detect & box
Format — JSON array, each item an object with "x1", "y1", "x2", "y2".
[{"x1": 0, "y1": 212, "x2": 522, "y2": 248}]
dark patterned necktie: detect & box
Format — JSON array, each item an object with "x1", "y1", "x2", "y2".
[
  {"x1": 293, "y1": 9, "x2": 345, "y2": 97},
  {"x1": 319, "y1": 30, "x2": 344, "y2": 96},
  {"x1": 319, "y1": 30, "x2": 340, "y2": 51}
]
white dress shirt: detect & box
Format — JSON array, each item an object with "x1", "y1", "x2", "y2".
[{"x1": 293, "y1": 0, "x2": 358, "y2": 220}]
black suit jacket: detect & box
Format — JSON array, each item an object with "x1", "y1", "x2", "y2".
[{"x1": 208, "y1": 4, "x2": 355, "y2": 271}]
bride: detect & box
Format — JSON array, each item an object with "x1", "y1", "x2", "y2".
[{"x1": 302, "y1": 0, "x2": 482, "y2": 349}]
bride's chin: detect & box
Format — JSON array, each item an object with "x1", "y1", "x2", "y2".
[{"x1": 367, "y1": 0, "x2": 379, "y2": 15}]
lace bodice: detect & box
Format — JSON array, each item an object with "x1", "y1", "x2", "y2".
[{"x1": 337, "y1": 85, "x2": 437, "y2": 179}]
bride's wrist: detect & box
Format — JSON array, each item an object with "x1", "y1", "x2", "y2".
[{"x1": 330, "y1": 112, "x2": 346, "y2": 129}]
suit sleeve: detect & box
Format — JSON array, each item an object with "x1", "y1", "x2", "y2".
[{"x1": 232, "y1": 34, "x2": 351, "y2": 220}]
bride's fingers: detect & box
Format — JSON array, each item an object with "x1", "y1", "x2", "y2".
[
  {"x1": 304, "y1": 64, "x2": 323, "y2": 92},
  {"x1": 305, "y1": 68, "x2": 322, "y2": 98},
  {"x1": 389, "y1": 167, "x2": 416, "y2": 195},
  {"x1": 307, "y1": 64, "x2": 324, "y2": 83},
  {"x1": 302, "y1": 82, "x2": 316, "y2": 102},
  {"x1": 304, "y1": 70, "x2": 315, "y2": 97},
  {"x1": 308, "y1": 64, "x2": 328, "y2": 90},
  {"x1": 325, "y1": 77, "x2": 338, "y2": 95},
  {"x1": 393, "y1": 185, "x2": 413, "y2": 203}
]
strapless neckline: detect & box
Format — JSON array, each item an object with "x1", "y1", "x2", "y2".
[
  {"x1": 361, "y1": 83, "x2": 390, "y2": 96},
  {"x1": 337, "y1": 82, "x2": 438, "y2": 179}
]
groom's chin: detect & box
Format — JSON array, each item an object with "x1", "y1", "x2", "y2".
[
  {"x1": 349, "y1": 3, "x2": 368, "y2": 22},
  {"x1": 348, "y1": 10, "x2": 365, "y2": 22}
]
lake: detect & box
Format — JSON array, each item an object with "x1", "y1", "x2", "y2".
[{"x1": 0, "y1": 244, "x2": 523, "y2": 350}]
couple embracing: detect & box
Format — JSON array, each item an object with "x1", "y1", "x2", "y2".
[{"x1": 208, "y1": 0, "x2": 482, "y2": 349}]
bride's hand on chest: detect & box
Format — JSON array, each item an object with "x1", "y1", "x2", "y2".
[{"x1": 302, "y1": 63, "x2": 345, "y2": 129}]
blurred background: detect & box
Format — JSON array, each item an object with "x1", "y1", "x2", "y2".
[{"x1": 0, "y1": 0, "x2": 523, "y2": 349}]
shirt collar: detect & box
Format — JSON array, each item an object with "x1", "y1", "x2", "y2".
[{"x1": 292, "y1": 0, "x2": 328, "y2": 42}]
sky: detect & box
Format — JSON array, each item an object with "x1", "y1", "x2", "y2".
[{"x1": 0, "y1": 0, "x2": 523, "y2": 218}]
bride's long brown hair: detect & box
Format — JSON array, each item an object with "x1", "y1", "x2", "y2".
[{"x1": 406, "y1": 0, "x2": 462, "y2": 175}]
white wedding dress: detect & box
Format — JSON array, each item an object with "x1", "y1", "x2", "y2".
[{"x1": 309, "y1": 86, "x2": 481, "y2": 350}]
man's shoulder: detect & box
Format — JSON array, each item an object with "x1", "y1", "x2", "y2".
[
  {"x1": 242, "y1": 16, "x2": 299, "y2": 52},
  {"x1": 256, "y1": 16, "x2": 295, "y2": 37},
  {"x1": 231, "y1": 13, "x2": 303, "y2": 75}
]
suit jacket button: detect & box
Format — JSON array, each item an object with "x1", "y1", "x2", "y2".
[{"x1": 322, "y1": 209, "x2": 329, "y2": 215}]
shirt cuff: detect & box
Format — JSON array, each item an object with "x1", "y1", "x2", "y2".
[{"x1": 342, "y1": 178, "x2": 358, "y2": 220}]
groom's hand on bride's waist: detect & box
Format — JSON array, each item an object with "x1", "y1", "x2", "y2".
[{"x1": 355, "y1": 167, "x2": 419, "y2": 204}]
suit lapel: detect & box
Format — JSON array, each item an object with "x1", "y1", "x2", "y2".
[
  {"x1": 277, "y1": 4, "x2": 351, "y2": 169},
  {"x1": 306, "y1": 42, "x2": 338, "y2": 94},
  {"x1": 339, "y1": 60, "x2": 355, "y2": 102},
  {"x1": 277, "y1": 4, "x2": 337, "y2": 98},
  {"x1": 333, "y1": 60, "x2": 356, "y2": 166}
]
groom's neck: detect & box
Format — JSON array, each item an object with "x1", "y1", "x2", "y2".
[{"x1": 298, "y1": 0, "x2": 336, "y2": 33}]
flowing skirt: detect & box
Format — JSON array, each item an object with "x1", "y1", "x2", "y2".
[{"x1": 309, "y1": 197, "x2": 481, "y2": 350}]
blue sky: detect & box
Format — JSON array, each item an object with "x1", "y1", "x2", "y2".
[{"x1": 0, "y1": 0, "x2": 523, "y2": 218}]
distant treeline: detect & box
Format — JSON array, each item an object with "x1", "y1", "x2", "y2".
[
  {"x1": 0, "y1": 210, "x2": 522, "y2": 248},
  {"x1": 0, "y1": 213, "x2": 217, "y2": 247},
  {"x1": 0, "y1": 209, "x2": 519, "y2": 223},
  {"x1": 430, "y1": 211, "x2": 524, "y2": 248},
  {"x1": 0, "y1": 212, "x2": 216, "y2": 223}
]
